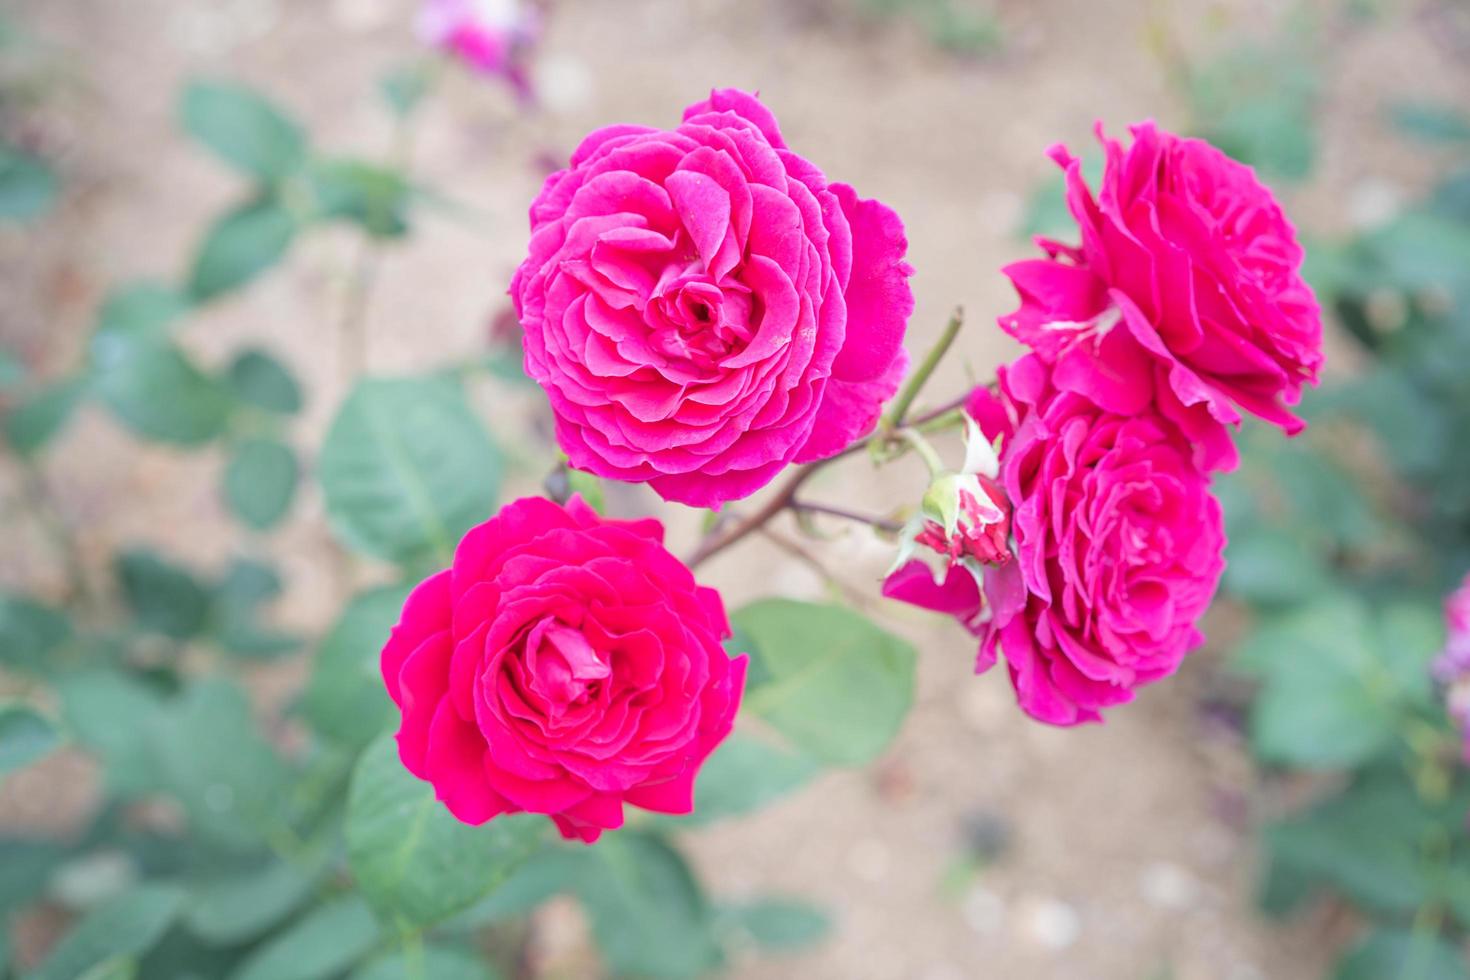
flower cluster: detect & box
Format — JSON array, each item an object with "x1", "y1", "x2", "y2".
[
  {"x1": 888, "y1": 122, "x2": 1321, "y2": 724},
  {"x1": 381, "y1": 96, "x2": 1325, "y2": 840}
]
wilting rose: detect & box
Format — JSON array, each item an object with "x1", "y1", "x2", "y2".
[
  {"x1": 512, "y1": 89, "x2": 913, "y2": 507},
  {"x1": 980, "y1": 354, "x2": 1226, "y2": 725},
  {"x1": 1002, "y1": 121, "x2": 1322, "y2": 455},
  {"x1": 380, "y1": 495, "x2": 747, "y2": 842}
]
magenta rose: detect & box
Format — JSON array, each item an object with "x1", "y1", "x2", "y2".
[
  {"x1": 980, "y1": 354, "x2": 1225, "y2": 725},
  {"x1": 1002, "y1": 121, "x2": 1322, "y2": 449},
  {"x1": 379, "y1": 495, "x2": 747, "y2": 842},
  {"x1": 511, "y1": 88, "x2": 914, "y2": 508}
]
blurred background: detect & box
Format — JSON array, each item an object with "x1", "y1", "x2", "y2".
[{"x1": 3, "y1": 1, "x2": 1470, "y2": 978}]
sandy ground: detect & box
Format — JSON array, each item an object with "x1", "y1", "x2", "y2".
[{"x1": 3, "y1": 0, "x2": 1468, "y2": 977}]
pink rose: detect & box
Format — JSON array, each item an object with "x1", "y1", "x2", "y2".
[
  {"x1": 511, "y1": 89, "x2": 914, "y2": 508},
  {"x1": 1001, "y1": 121, "x2": 1322, "y2": 455},
  {"x1": 379, "y1": 495, "x2": 747, "y2": 842},
  {"x1": 980, "y1": 354, "x2": 1226, "y2": 725},
  {"x1": 417, "y1": 0, "x2": 539, "y2": 99}
]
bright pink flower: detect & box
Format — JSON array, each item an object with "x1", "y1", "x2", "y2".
[
  {"x1": 380, "y1": 495, "x2": 747, "y2": 843},
  {"x1": 980, "y1": 354, "x2": 1226, "y2": 725},
  {"x1": 882, "y1": 560, "x2": 988, "y2": 636},
  {"x1": 417, "y1": 0, "x2": 539, "y2": 99},
  {"x1": 512, "y1": 89, "x2": 914, "y2": 508},
  {"x1": 1433, "y1": 573, "x2": 1470, "y2": 733},
  {"x1": 1002, "y1": 121, "x2": 1322, "y2": 456}
]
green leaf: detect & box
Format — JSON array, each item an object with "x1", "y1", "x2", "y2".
[
  {"x1": 25, "y1": 883, "x2": 183, "y2": 980},
  {"x1": 179, "y1": 81, "x2": 306, "y2": 181},
  {"x1": 186, "y1": 860, "x2": 320, "y2": 946},
  {"x1": 718, "y1": 898, "x2": 831, "y2": 952},
  {"x1": 56, "y1": 670, "x2": 166, "y2": 795},
  {"x1": 447, "y1": 846, "x2": 588, "y2": 928},
  {"x1": 1266, "y1": 768, "x2": 1470, "y2": 918},
  {"x1": 188, "y1": 199, "x2": 297, "y2": 302},
  {"x1": 94, "y1": 338, "x2": 232, "y2": 446},
  {"x1": 346, "y1": 735, "x2": 545, "y2": 928},
  {"x1": 350, "y1": 947, "x2": 497, "y2": 980},
  {"x1": 5, "y1": 376, "x2": 88, "y2": 455},
  {"x1": 733, "y1": 599, "x2": 916, "y2": 766},
  {"x1": 115, "y1": 549, "x2": 213, "y2": 640},
  {"x1": 95, "y1": 283, "x2": 189, "y2": 342},
  {"x1": 684, "y1": 729, "x2": 818, "y2": 826},
  {"x1": 0, "y1": 348, "x2": 24, "y2": 389},
  {"x1": 224, "y1": 438, "x2": 298, "y2": 530},
  {"x1": 74, "y1": 958, "x2": 137, "y2": 980},
  {"x1": 320, "y1": 377, "x2": 502, "y2": 565},
  {"x1": 148, "y1": 680, "x2": 289, "y2": 851},
  {"x1": 0, "y1": 594, "x2": 71, "y2": 675},
  {"x1": 1333, "y1": 929, "x2": 1469, "y2": 980},
  {"x1": 0, "y1": 837, "x2": 67, "y2": 918},
  {"x1": 211, "y1": 558, "x2": 299, "y2": 659},
  {"x1": 0, "y1": 704, "x2": 62, "y2": 779},
  {"x1": 1223, "y1": 532, "x2": 1329, "y2": 606},
  {"x1": 565, "y1": 468, "x2": 605, "y2": 514},
  {"x1": 1388, "y1": 102, "x2": 1470, "y2": 145},
  {"x1": 228, "y1": 896, "x2": 380, "y2": 980},
  {"x1": 308, "y1": 159, "x2": 411, "y2": 238},
  {"x1": 575, "y1": 832, "x2": 722, "y2": 979},
  {"x1": 0, "y1": 146, "x2": 58, "y2": 221},
  {"x1": 1240, "y1": 596, "x2": 1407, "y2": 768},
  {"x1": 302, "y1": 584, "x2": 411, "y2": 749},
  {"x1": 226, "y1": 349, "x2": 301, "y2": 414}
]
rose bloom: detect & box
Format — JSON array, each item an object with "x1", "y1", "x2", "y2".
[
  {"x1": 417, "y1": 0, "x2": 539, "y2": 99},
  {"x1": 1002, "y1": 121, "x2": 1322, "y2": 456},
  {"x1": 380, "y1": 495, "x2": 747, "y2": 842},
  {"x1": 512, "y1": 89, "x2": 914, "y2": 508},
  {"x1": 957, "y1": 355, "x2": 1223, "y2": 725}
]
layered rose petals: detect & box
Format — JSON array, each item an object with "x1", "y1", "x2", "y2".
[
  {"x1": 978, "y1": 355, "x2": 1226, "y2": 725},
  {"x1": 511, "y1": 88, "x2": 914, "y2": 508},
  {"x1": 380, "y1": 495, "x2": 747, "y2": 842},
  {"x1": 1002, "y1": 121, "x2": 1322, "y2": 452}
]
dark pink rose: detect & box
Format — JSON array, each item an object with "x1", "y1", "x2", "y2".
[
  {"x1": 1001, "y1": 121, "x2": 1322, "y2": 453},
  {"x1": 511, "y1": 89, "x2": 914, "y2": 507},
  {"x1": 380, "y1": 495, "x2": 747, "y2": 842},
  {"x1": 978, "y1": 354, "x2": 1226, "y2": 724}
]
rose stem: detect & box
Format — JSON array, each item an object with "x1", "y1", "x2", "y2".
[
  {"x1": 881, "y1": 306, "x2": 965, "y2": 431},
  {"x1": 790, "y1": 500, "x2": 904, "y2": 534}
]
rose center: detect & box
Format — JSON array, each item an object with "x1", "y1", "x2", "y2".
[
  {"x1": 524, "y1": 619, "x2": 611, "y2": 713},
  {"x1": 645, "y1": 269, "x2": 754, "y2": 368}
]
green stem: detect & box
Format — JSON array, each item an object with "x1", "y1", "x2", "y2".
[
  {"x1": 897, "y1": 428, "x2": 945, "y2": 476},
  {"x1": 18, "y1": 457, "x2": 94, "y2": 609},
  {"x1": 883, "y1": 307, "x2": 964, "y2": 431}
]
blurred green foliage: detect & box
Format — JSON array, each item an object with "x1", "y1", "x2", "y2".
[{"x1": 1219, "y1": 96, "x2": 1470, "y2": 978}]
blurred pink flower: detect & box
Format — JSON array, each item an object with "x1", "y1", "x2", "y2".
[
  {"x1": 1433, "y1": 573, "x2": 1470, "y2": 733},
  {"x1": 417, "y1": 0, "x2": 540, "y2": 99}
]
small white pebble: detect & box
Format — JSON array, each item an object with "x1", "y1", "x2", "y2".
[
  {"x1": 961, "y1": 885, "x2": 1005, "y2": 935},
  {"x1": 1141, "y1": 861, "x2": 1198, "y2": 910},
  {"x1": 1018, "y1": 895, "x2": 1080, "y2": 950}
]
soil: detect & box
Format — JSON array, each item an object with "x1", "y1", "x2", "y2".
[{"x1": 3, "y1": 0, "x2": 1467, "y2": 977}]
